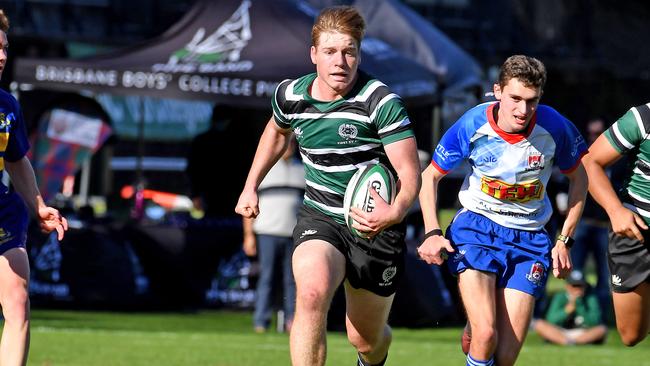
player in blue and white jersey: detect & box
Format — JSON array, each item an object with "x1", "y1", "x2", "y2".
[
  {"x1": 418, "y1": 55, "x2": 588, "y2": 366},
  {"x1": 0, "y1": 9, "x2": 68, "y2": 366}
]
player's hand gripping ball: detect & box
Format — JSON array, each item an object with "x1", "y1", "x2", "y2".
[{"x1": 343, "y1": 163, "x2": 396, "y2": 237}]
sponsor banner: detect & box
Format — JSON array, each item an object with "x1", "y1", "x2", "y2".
[
  {"x1": 95, "y1": 94, "x2": 213, "y2": 141},
  {"x1": 14, "y1": 0, "x2": 438, "y2": 107}
]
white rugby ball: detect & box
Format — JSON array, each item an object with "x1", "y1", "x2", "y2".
[{"x1": 343, "y1": 163, "x2": 396, "y2": 238}]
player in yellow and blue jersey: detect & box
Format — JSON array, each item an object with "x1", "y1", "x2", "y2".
[{"x1": 0, "y1": 9, "x2": 68, "y2": 366}]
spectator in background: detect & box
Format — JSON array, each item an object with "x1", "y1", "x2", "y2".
[
  {"x1": 242, "y1": 138, "x2": 304, "y2": 333},
  {"x1": 533, "y1": 270, "x2": 608, "y2": 345},
  {"x1": 0, "y1": 9, "x2": 69, "y2": 366},
  {"x1": 570, "y1": 118, "x2": 611, "y2": 320}
]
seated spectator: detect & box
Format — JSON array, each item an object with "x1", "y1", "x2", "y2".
[{"x1": 533, "y1": 270, "x2": 608, "y2": 345}]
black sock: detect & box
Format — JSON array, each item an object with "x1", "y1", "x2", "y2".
[{"x1": 357, "y1": 352, "x2": 387, "y2": 366}]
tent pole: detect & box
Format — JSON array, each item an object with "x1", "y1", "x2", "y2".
[
  {"x1": 79, "y1": 158, "x2": 91, "y2": 207},
  {"x1": 132, "y1": 96, "x2": 146, "y2": 220}
]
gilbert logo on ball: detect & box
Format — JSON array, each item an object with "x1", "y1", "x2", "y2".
[{"x1": 343, "y1": 163, "x2": 396, "y2": 238}]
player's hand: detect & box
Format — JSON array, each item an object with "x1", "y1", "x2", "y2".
[
  {"x1": 610, "y1": 206, "x2": 648, "y2": 242},
  {"x1": 38, "y1": 206, "x2": 68, "y2": 241},
  {"x1": 349, "y1": 189, "x2": 399, "y2": 238},
  {"x1": 235, "y1": 190, "x2": 259, "y2": 219},
  {"x1": 551, "y1": 241, "x2": 572, "y2": 279},
  {"x1": 417, "y1": 234, "x2": 455, "y2": 266}
]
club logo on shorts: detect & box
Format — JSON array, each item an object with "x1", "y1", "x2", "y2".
[
  {"x1": 611, "y1": 274, "x2": 622, "y2": 287},
  {"x1": 380, "y1": 266, "x2": 397, "y2": 287},
  {"x1": 525, "y1": 261, "x2": 545, "y2": 285},
  {"x1": 299, "y1": 229, "x2": 317, "y2": 238},
  {"x1": 452, "y1": 249, "x2": 466, "y2": 262}
]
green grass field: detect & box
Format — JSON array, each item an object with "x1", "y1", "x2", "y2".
[
  {"x1": 18, "y1": 210, "x2": 649, "y2": 364},
  {"x1": 21, "y1": 308, "x2": 649, "y2": 365}
]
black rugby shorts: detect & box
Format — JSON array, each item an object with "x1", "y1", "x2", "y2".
[
  {"x1": 608, "y1": 229, "x2": 650, "y2": 293},
  {"x1": 293, "y1": 205, "x2": 406, "y2": 297}
]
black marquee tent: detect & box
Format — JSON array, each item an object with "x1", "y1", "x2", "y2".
[
  {"x1": 14, "y1": 0, "x2": 438, "y2": 107},
  {"x1": 16, "y1": 0, "x2": 464, "y2": 314},
  {"x1": 356, "y1": 0, "x2": 483, "y2": 94}
]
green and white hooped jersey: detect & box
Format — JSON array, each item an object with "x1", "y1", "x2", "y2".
[
  {"x1": 604, "y1": 102, "x2": 650, "y2": 224},
  {"x1": 272, "y1": 71, "x2": 414, "y2": 224}
]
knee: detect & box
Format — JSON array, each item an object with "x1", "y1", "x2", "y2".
[
  {"x1": 471, "y1": 325, "x2": 498, "y2": 348},
  {"x1": 295, "y1": 287, "x2": 330, "y2": 313},
  {"x1": 347, "y1": 325, "x2": 391, "y2": 355},
  {"x1": 1, "y1": 288, "x2": 30, "y2": 323}
]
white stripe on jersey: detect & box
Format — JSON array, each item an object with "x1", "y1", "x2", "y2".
[
  {"x1": 345, "y1": 81, "x2": 385, "y2": 103},
  {"x1": 633, "y1": 167, "x2": 650, "y2": 180},
  {"x1": 284, "y1": 79, "x2": 304, "y2": 102},
  {"x1": 285, "y1": 111, "x2": 371, "y2": 123},
  {"x1": 305, "y1": 179, "x2": 340, "y2": 195},
  {"x1": 300, "y1": 152, "x2": 379, "y2": 172},
  {"x1": 304, "y1": 196, "x2": 346, "y2": 215},
  {"x1": 378, "y1": 117, "x2": 411, "y2": 135},
  {"x1": 301, "y1": 143, "x2": 381, "y2": 155},
  {"x1": 369, "y1": 93, "x2": 400, "y2": 123},
  {"x1": 629, "y1": 190, "x2": 650, "y2": 203},
  {"x1": 631, "y1": 106, "x2": 650, "y2": 139},
  {"x1": 613, "y1": 122, "x2": 635, "y2": 150}
]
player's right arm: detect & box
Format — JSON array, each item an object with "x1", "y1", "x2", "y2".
[
  {"x1": 417, "y1": 163, "x2": 455, "y2": 265},
  {"x1": 235, "y1": 116, "x2": 292, "y2": 219},
  {"x1": 583, "y1": 133, "x2": 648, "y2": 241}
]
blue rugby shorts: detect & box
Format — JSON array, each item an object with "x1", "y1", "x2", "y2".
[{"x1": 445, "y1": 209, "x2": 552, "y2": 299}]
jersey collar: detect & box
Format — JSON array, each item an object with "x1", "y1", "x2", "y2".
[{"x1": 487, "y1": 103, "x2": 537, "y2": 144}]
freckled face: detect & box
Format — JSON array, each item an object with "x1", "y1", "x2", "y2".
[
  {"x1": 493, "y1": 78, "x2": 541, "y2": 133},
  {"x1": 310, "y1": 31, "x2": 360, "y2": 100}
]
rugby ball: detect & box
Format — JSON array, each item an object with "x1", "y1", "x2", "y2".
[{"x1": 343, "y1": 163, "x2": 396, "y2": 238}]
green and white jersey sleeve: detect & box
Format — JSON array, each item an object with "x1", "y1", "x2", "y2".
[
  {"x1": 604, "y1": 103, "x2": 650, "y2": 224},
  {"x1": 270, "y1": 71, "x2": 414, "y2": 223}
]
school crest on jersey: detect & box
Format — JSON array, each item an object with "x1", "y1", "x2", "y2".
[
  {"x1": 338, "y1": 124, "x2": 358, "y2": 140},
  {"x1": 0, "y1": 112, "x2": 14, "y2": 129},
  {"x1": 526, "y1": 153, "x2": 544, "y2": 171}
]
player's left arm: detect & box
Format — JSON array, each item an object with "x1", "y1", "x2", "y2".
[
  {"x1": 552, "y1": 162, "x2": 588, "y2": 279},
  {"x1": 5, "y1": 156, "x2": 68, "y2": 240},
  {"x1": 384, "y1": 136, "x2": 422, "y2": 223}
]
